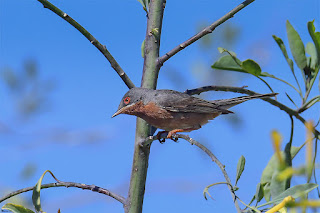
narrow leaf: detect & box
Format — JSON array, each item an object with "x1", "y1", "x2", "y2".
[
  {"x1": 286, "y1": 20, "x2": 307, "y2": 70},
  {"x1": 137, "y1": 0, "x2": 146, "y2": 8},
  {"x1": 272, "y1": 183, "x2": 318, "y2": 204},
  {"x1": 235, "y1": 155, "x2": 245, "y2": 185},
  {"x1": 32, "y1": 170, "x2": 59, "y2": 213},
  {"x1": 285, "y1": 93, "x2": 298, "y2": 108},
  {"x1": 258, "y1": 183, "x2": 319, "y2": 208},
  {"x1": 1, "y1": 203, "x2": 35, "y2": 213},
  {"x1": 263, "y1": 182, "x2": 271, "y2": 202},
  {"x1": 308, "y1": 20, "x2": 320, "y2": 65},
  {"x1": 272, "y1": 35, "x2": 295, "y2": 72},
  {"x1": 306, "y1": 42, "x2": 317, "y2": 69},
  {"x1": 241, "y1": 59, "x2": 262, "y2": 76},
  {"x1": 255, "y1": 183, "x2": 264, "y2": 203},
  {"x1": 141, "y1": 40, "x2": 145, "y2": 58}
]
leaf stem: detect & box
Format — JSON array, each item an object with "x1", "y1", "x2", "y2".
[{"x1": 265, "y1": 75, "x2": 303, "y2": 100}]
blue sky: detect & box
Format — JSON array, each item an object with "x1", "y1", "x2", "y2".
[{"x1": 0, "y1": 0, "x2": 319, "y2": 212}]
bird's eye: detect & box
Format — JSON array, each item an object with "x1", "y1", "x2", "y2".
[{"x1": 124, "y1": 96, "x2": 130, "y2": 105}]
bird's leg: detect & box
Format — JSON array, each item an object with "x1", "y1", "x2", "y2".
[
  {"x1": 156, "y1": 131, "x2": 168, "y2": 143},
  {"x1": 167, "y1": 128, "x2": 198, "y2": 140}
]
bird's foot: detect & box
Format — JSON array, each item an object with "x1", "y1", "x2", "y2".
[
  {"x1": 167, "y1": 129, "x2": 184, "y2": 142},
  {"x1": 156, "y1": 131, "x2": 168, "y2": 143}
]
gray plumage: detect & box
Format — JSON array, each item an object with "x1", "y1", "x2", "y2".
[{"x1": 118, "y1": 87, "x2": 276, "y2": 114}]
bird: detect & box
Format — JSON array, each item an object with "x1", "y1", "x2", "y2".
[{"x1": 112, "y1": 87, "x2": 277, "y2": 139}]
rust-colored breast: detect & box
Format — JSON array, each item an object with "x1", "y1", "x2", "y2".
[{"x1": 122, "y1": 101, "x2": 173, "y2": 119}]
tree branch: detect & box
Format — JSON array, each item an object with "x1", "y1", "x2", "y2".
[
  {"x1": 0, "y1": 181, "x2": 126, "y2": 205},
  {"x1": 184, "y1": 85, "x2": 320, "y2": 139},
  {"x1": 157, "y1": 0, "x2": 255, "y2": 67},
  {"x1": 36, "y1": 0, "x2": 135, "y2": 89},
  {"x1": 126, "y1": 1, "x2": 166, "y2": 213},
  {"x1": 141, "y1": 134, "x2": 241, "y2": 213}
]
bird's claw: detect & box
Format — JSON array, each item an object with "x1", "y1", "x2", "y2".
[
  {"x1": 171, "y1": 135, "x2": 178, "y2": 142},
  {"x1": 156, "y1": 131, "x2": 168, "y2": 144},
  {"x1": 158, "y1": 137, "x2": 166, "y2": 143}
]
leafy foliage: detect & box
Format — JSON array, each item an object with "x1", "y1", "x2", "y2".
[{"x1": 207, "y1": 20, "x2": 320, "y2": 212}]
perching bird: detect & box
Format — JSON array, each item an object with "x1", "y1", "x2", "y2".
[{"x1": 112, "y1": 87, "x2": 277, "y2": 138}]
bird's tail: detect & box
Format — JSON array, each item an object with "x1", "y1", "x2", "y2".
[{"x1": 212, "y1": 93, "x2": 278, "y2": 110}]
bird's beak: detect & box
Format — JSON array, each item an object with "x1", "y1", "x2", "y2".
[{"x1": 111, "y1": 105, "x2": 131, "y2": 118}]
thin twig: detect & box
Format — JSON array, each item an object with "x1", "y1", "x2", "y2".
[
  {"x1": 184, "y1": 85, "x2": 320, "y2": 139},
  {"x1": 157, "y1": 0, "x2": 255, "y2": 67},
  {"x1": 141, "y1": 134, "x2": 242, "y2": 213},
  {"x1": 36, "y1": 0, "x2": 135, "y2": 89},
  {"x1": 0, "y1": 181, "x2": 126, "y2": 205}
]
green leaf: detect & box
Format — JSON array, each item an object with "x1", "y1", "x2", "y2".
[
  {"x1": 32, "y1": 170, "x2": 59, "y2": 213},
  {"x1": 255, "y1": 183, "x2": 264, "y2": 203},
  {"x1": 286, "y1": 20, "x2": 307, "y2": 70},
  {"x1": 285, "y1": 93, "x2": 298, "y2": 108},
  {"x1": 270, "y1": 171, "x2": 287, "y2": 199},
  {"x1": 306, "y1": 42, "x2": 317, "y2": 69},
  {"x1": 137, "y1": 0, "x2": 147, "y2": 11},
  {"x1": 241, "y1": 59, "x2": 261, "y2": 76},
  {"x1": 273, "y1": 183, "x2": 318, "y2": 204},
  {"x1": 261, "y1": 147, "x2": 300, "y2": 184},
  {"x1": 257, "y1": 183, "x2": 318, "y2": 208},
  {"x1": 212, "y1": 55, "x2": 243, "y2": 72},
  {"x1": 235, "y1": 155, "x2": 245, "y2": 185},
  {"x1": 260, "y1": 72, "x2": 276, "y2": 78},
  {"x1": 272, "y1": 35, "x2": 295, "y2": 72},
  {"x1": 263, "y1": 182, "x2": 271, "y2": 202},
  {"x1": 1, "y1": 203, "x2": 35, "y2": 213},
  {"x1": 260, "y1": 146, "x2": 300, "y2": 201},
  {"x1": 217, "y1": 47, "x2": 237, "y2": 57},
  {"x1": 308, "y1": 20, "x2": 320, "y2": 66},
  {"x1": 141, "y1": 40, "x2": 145, "y2": 58}
]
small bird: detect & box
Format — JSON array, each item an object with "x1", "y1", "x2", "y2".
[{"x1": 112, "y1": 87, "x2": 277, "y2": 139}]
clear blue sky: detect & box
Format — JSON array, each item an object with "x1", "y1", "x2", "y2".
[{"x1": 0, "y1": 0, "x2": 319, "y2": 212}]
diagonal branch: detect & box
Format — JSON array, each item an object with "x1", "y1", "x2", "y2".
[
  {"x1": 36, "y1": 0, "x2": 135, "y2": 89},
  {"x1": 184, "y1": 85, "x2": 320, "y2": 139},
  {"x1": 141, "y1": 134, "x2": 241, "y2": 213},
  {"x1": 0, "y1": 181, "x2": 126, "y2": 205},
  {"x1": 157, "y1": 0, "x2": 255, "y2": 67}
]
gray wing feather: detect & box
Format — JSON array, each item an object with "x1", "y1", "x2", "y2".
[
  {"x1": 155, "y1": 90, "x2": 233, "y2": 114},
  {"x1": 153, "y1": 90, "x2": 277, "y2": 114}
]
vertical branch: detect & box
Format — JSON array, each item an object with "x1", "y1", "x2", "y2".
[{"x1": 126, "y1": 1, "x2": 166, "y2": 213}]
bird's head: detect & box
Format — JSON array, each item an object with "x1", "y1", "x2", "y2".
[{"x1": 112, "y1": 87, "x2": 150, "y2": 118}]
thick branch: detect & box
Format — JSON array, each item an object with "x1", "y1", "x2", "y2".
[
  {"x1": 157, "y1": 0, "x2": 255, "y2": 66},
  {"x1": 0, "y1": 181, "x2": 126, "y2": 205},
  {"x1": 185, "y1": 85, "x2": 320, "y2": 138},
  {"x1": 36, "y1": 0, "x2": 135, "y2": 89},
  {"x1": 127, "y1": 1, "x2": 166, "y2": 213},
  {"x1": 141, "y1": 134, "x2": 241, "y2": 213}
]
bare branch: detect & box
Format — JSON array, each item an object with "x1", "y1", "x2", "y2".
[
  {"x1": 0, "y1": 181, "x2": 126, "y2": 205},
  {"x1": 157, "y1": 0, "x2": 255, "y2": 67},
  {"x1": 185, "y1": 85, "x2": 320, "y2": 139},
  {"x1": 36, "y1": 0, "x2": 135, "y2": 89},
  {"x1": 141, "y1": 134, "x2": 241, "y2": 213}
]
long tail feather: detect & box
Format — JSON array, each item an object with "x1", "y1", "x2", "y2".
[{"x1": 212, "y1": 93, "x2": 278, "y2": 109}]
